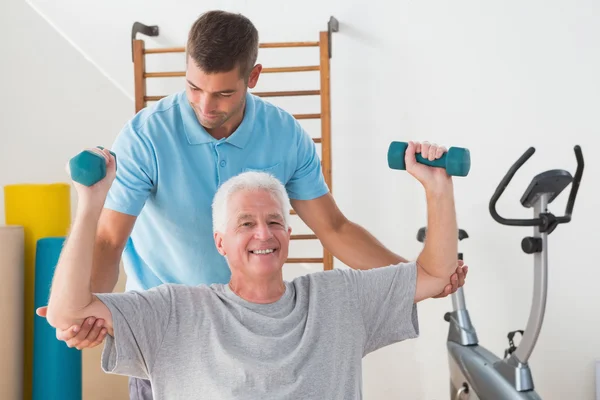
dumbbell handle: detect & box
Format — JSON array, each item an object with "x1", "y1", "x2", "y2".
[
  {"x1": 387, "y1": 141, "x2": 471, "y2": 177},
  {"x1": 413, "y1": 153, "x2": 446, "y2": 169},
  {"x1": 69, "y1": 146, "x2": 117, "y2": 187}
]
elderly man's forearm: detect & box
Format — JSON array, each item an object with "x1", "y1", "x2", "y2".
[{"x1": 417, "y1": 183, "x2": 458, "y2": 278}]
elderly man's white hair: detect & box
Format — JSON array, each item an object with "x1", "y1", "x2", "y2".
[{"x1": 212, "y1": 171, "x2": 292, "y2": 233}]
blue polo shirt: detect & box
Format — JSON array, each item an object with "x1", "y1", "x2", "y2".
[{"x1": 104, "y1": 90, "x2": 329, "y2": 292}]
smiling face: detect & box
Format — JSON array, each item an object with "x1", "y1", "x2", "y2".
[
  {"x1": 185, "y1": 57, "x2": 261, "y2": 136},
  {"x1": 214, "y1": 188, "x2": 291, "y2": 279}
]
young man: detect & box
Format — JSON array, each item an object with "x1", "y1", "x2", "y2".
[
  {"x1": 38, "y1": 9, "x2": 466, "y2": 399},
  {"x1": 44, "y1": 143, "x2": 464, "y2": 400}
]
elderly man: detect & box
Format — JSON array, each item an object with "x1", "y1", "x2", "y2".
[{"x1": 45, "y1": 142, "x2": 464, "y2": 399}]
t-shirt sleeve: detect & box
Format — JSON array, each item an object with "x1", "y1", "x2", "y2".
[
  {"x1": 104, "y1": 121, "x2": 157, "y2": 216},
  {"x1": 95, "y1": 284, "x2": 173, "y2": 379},
  {"x1": 351, "y1": 262, "x2": 420, "y2": 355},
  {"x1": 285, "y1": 121, "x2": 330, "y2": 201}
]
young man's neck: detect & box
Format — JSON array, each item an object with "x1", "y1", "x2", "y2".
[
  {"x1": 201, "y1": 98, "x2": 246, "y2": 140},
  {"x1": 229, "y1": 272, "x2": 286, "y2": 304},
  {"x1": 205, "y1": 113, "x2": 243, "y2": 139}
]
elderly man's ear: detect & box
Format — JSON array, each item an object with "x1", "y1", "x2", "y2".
[{"x1": 214, "y1": 233, "x2": 226, "y2": 256}]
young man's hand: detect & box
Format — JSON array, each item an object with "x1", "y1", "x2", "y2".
[
  {"x1": 36, "y1": 306, "x2": 107, "y2": 350},
  {"x1": 433, "y1": 260, "x2": 468, "y2": 298}
]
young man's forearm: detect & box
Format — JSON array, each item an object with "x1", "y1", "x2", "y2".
[
  {"x1": 47, "y1": 206, "x2": 101, "y2": 329},
  {"x1": 90, "y1": 237, "x2": 122, "y2": 293},
  {"x1": 321, "y1": 221, "x2": 409, "y2": 270},
  {"x1": 417, "y1": 183, "x2": 458, "y2": 279}
]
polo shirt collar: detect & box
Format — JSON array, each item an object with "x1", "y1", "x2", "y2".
[{"x1": 180, "y1": 91, "x2": 256, "y2": 149}]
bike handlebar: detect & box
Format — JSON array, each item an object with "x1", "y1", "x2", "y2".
[{"x1": 488, "y1": 146, "x2": 584, "y2": 228}]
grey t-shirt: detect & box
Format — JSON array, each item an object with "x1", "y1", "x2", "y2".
[{"x1": 95, "y1": 262, "x2": 419, "y2": 399}]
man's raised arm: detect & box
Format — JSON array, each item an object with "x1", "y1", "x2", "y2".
[
  {"x1": 44, "y1": 148, "x2": 173, "y2": 379},
  {"x1": 45, "y1": 149, "x2": 118, "y2": 334},
  {"x1": 408, "y1": 141, "x2": 460, "y2": 302}
]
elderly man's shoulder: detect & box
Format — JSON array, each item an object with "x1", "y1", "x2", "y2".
[
  {"x1": 291, "y1": 262, "x2": 417, "y2": 289},
  {"x1": 140, "y1": 282, "x2": 228, "y2": 301}
]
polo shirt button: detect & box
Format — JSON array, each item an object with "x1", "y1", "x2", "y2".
[{"x1": 220, "y1": 160, "x2": 226, "y2": 167}]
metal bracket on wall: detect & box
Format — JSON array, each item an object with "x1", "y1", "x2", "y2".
[
  {"x1": 131, "y1": 22, "x2": 159, "y2": 61},
  {"x1": 327, "y1": 16, "x2": 339, "y2": 58}
]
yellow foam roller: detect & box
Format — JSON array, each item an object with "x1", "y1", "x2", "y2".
[{"x1": 4, "y1": 184, "x2": 71, "y2": 400}]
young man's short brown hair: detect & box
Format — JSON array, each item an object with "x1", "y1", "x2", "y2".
[{"x1": 187, "y1": 10, "x2": 259, "y2": 80}]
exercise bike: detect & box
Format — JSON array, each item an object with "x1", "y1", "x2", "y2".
[{"x1": 417, "y1": 145, "x2": 584, "y2": 399}]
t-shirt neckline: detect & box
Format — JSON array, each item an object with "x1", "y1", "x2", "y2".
[{"x1": 223, "y1": 281, "x2": 294, "y2": 312}]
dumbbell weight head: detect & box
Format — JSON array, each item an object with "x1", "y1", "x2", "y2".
[
  {"x1": 387, "y1": 141, "x2": 471, "y2": 177},
  {"x1": 69, "y1": 146, "x2": 117, "y2": 187}
]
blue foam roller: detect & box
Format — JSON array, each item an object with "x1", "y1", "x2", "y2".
[{"x1": 33, "y1": 237, "x2": 82, "y2": 400}]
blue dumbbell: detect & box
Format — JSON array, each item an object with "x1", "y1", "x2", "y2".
[
  {"x1": 387, "y1": 141, "x2": 471, "y2": 177},
  {"x1": 69, "y1": 146, "x2": 117, "y2": 186}
]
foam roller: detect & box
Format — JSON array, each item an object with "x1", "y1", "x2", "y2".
[
  {"x1": 33, "y1": 237, "x2": 81, "y2": 400},
  {"x1": 387, "y1": 141, "x2": 471, "y2": 177},
  {"x1": 69, "y1": 146, "x2": 117, "y2": 186},
  {"x1": 0, "y1": 226, "x2": 24, "y2": 400}
]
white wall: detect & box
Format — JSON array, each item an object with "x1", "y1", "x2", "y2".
[
  {"x1": 4, "y1": 0, "x2": 600, "y2": 399},
  {"x1": 0, "y1": 0, "x2": 133, "y2": 397}
]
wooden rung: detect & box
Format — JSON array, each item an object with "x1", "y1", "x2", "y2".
[
  {"x1": 144, "y1": 47, "x2": 185, "y2": 54},
  {"x1": 290, "y1": 209, "x2": 297, "y2": 215},
  {"x1": 144, "y1": 66, "x2": 319, "y2": 78},
  {"x1": 252, "y1": 90, "x2": 320, "y2": 97},
  {"x1": 145, "y1": 95, "x2": 165, "y2": 101},
  {"x1": 291, "y1": 234, "x2": 318, "y2": 240},
  {"x1": 259, "y1": 41, "x2": 319, "y2": 48},
  {"x1": 147, "y1": 91, "x2": 320, "y2": 102},
  {"x1": 293, "y1": 113, "x2": 321, "y2": 120},
  {"x1": 313, "y1": 138, "x2": 322, "y2": 144},
  {"x1": 262, "y1": 66, "x2": 319, "y2": 73},
  {"x1": 145, "y1": 71, "x2": 184, "y2": 78},
  {"x1": 285, "y1": 258, "x2": 324, "y2": 263},
  {"x1": 143, "y1": 42, "x2": 319, "y2": 54}
]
